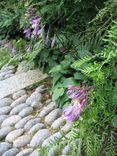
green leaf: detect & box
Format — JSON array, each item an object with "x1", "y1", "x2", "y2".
[
  {"x1": 62, "y1": 77, "x2": 79, "y2": 87},
  {"x1": 52, "y1": 73, "x2": 62, "y2": 85},
  {"x1": 112, "y1": 116, "x2": 117, "y2": 127},
  {"x1": 49, "y1": 65, "x2": 62, "y2": 73},
  {"x1": 74, "y1": 72, "x2": 87, "y2": 80},
  {"x1": 52, "y1": 87, "x2": 65, "y2": 101}
]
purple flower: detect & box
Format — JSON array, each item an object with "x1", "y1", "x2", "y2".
[
  {"x1": 51, "y1": 35, "x2": 56, "y2": 48},
  {"x1": 31, "y1": 18, "x2": 41, "y2": 28},
  {"x1": 24, "y1": 28, "x2": 31, "y2": 39},
  {"x1": 45, "y1": 30, "x2": 49, "y2": 45},
  {"x1": 63, "y1": 85, "x2": 92, "y2": 122},
  {"x1": 63, "y1": 104, "x2": 82, "y2": 122},
  {"x1": 33, "y1": 26, "x2": 44, "y2": 38}
]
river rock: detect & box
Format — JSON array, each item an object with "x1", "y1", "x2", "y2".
[
  {"x1": 48, "y1": 146, "x2": 58, "y2": 156},
  {"x1": 61, "y1": 122, "x2": 73, "y2": 133},
  {"x1": 6, "y1": 129, "x2": 24, "y2": 143},
  {"x1": 12, "y1": 90, "x2": 26, "y2": 100},
  {"x1": 11, "y1": 95, "x2": 28, "y2": 107},
  {"x1": 0, "y1": 115, "x2": 8, "y2": 124},
  {"x1": 28, "y1": 123, "x2": 45, "y2": 135},
  {"x1": 35, "y1": 85, "x2": 45, "y2": 93},
  {"x1": 39, "y1": 102, "x2": 57, "y2": 118},
  {"x1": 18, "y1": 107, "x2": 33, "y2": 117},
  {"x1": 0, "y1": 126, "x2": 14, "y2": 139},
  {"x1": 15, "y1": 115, "x2": 33, "y2": 129},
  {"x1": 13, "y1": 135, "x2": 31, "y2": 148},
  {"x1": 1, "y1": 115, "x2": 21, "y2": 127},
  {"x1": 45, "y1": 109, "x2": 62, "y2": 125},
  {"x1": 29, "y1": 150, "x2": 39, "y2": 156},
  {"x1": 10, "y1": 103, "x2": 27, "y2": 115},
  {"x1": 4, "y1": 73, "x2": 14, "y2": 79},
  {"x1": 24, "y1": 118, "x2": 41, "y2": 131},
  {"x1": 30, "y1": 129, "x2": 51, "y2": 147},
  {"x1": 0, "y1": 142, "x2": 12, "y2": 155},
  {"x1": 42, "y1": 132, "x2": 62, "y2": 147},
  {"x1": 26, "y1": 92, "x2": 42, "y2": 105},
  {"x1": 0, "y1": 106, "x2": 11, "y2": 115},
  {"x1": 0, "y1": 70, "x2": 14, "y2": 77},
  {"x1": 31, "y1": 101, "x2": 43, "y2": 109},
  {"x1": 2, "y1": 148, "x2": 19, "y2": 156},
  {"x1": 1, "y1": 65, "x2": 15, "y2": 71},
  {"x1": 0, "y1": 98, "x2": 13, "y2": 107},
  {"x1": 51, "y1": 117, "x2": 65, "y2": 130},
  {"x1": 62, "y1": 145, "x2": 71, "y2": 155},
  {"x1": 16, "y1": 148, "x2": 33, "y2": 156}
]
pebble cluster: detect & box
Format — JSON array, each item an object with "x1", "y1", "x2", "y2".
[{"x1": 0, "y1": 66, "x2": 75, "y2": 156}]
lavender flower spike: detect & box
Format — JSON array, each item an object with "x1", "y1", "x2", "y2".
[
  {"x1": 45, "y1": 30, "x2": 49, "y2": 45},
  {"x1": 63, "y1": 104, "x2": 81, "y2": 122},
  {"x1": 51, "y1": 34, "x2": 56, "y2": 48},
  {"x1": 24, "y1": 28, "x2": 31, "y2": 39}
]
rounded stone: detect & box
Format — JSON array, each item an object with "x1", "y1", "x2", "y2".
[
  {"x1": 42, "y1": 132, "x2": 62, "y2": 147},
  {"x1": 24, "y1": 118, "x2": 41, "y2": 131},
  {"x1": 13, "y1": 135, "x2": 31, "y2": 148},
  {"x1": 1, "y1": 115, "x2": 21, "y2": 127},
  {"x1": 45, "y1": 109, "x2": 62, "y2": 125},
  {"x1": 62, "y1": 145, "x2": 71, "y2": 155},
  {"x1": 0, "y1": 115, "x2": 8, "y2": 124},
  {"x1": 51, "y1": 117, "x2": 66, "y2": 130},
  {"x1": 30, "y1": 129, "x2": 51, "y2": 148},
  {"x1": 0, "y1": 70, "x2": 14, "y2": 77},
  {"x1": 0, "y1": 98, "x2": 13, "y2": 107},
  {"x1": 12, "y1": 90, "x2": 27, "y2": 100},
  {"x1": 48, "y1": 146, "x2": 58, "y2": 156},
  {"x1": 0, "y1": 142, "x2": 12, "y2": 155},
  {"x1": 31, "y1": 101, "x2": 43, "y2": 108},
  {"x1": 15, "y1": 148, "x2": 33, "y2": 156},
  {"x1": 0, "y1": 106, "x2": 11, "y2": 115},
  {"x1": 10, "y1": 103, "x2": 27, "y2": 115},
  {"x1": 29, "y1": 150, "x2": 39, "y2": 156},
  {"x1": 61, "y1": 122, "x2": 73, "y2": 133},
  {"x1": 11, "y1": 95, "x2": 28, "y2": 108},
  {"x1": 28, "y1": 123, "x2": 45, "y2": 135},
  {"x1": 18, "y1": 107, "x2": 33, "y2": 117},
  {"x1": 35, "y1": 85, "x2": 45, "y2": 93},
  {"x1": 39, "y1": 102, "x2": 57, "y2": 118},
  {"x1": 6, "y1": 129, "x2": 24, "y2": 143},
  {"x1": 4, "y1": 73, "x2": 14, "y2": 79},
  {"x1": 15, "y1": 115, "x2": 33, "y2": 129},
  {"x1": 0, "y1": 126, "x2": 14, "y2": 139},
  {"x1": 1, "y1": 65, "x2": 15, "y2": 71},
  {"x1": 2, "y1": 148, "x2": 19, "y2": 156},
  {"x1": 26, "y1": 92, "x2": 42, "y2": 105}
]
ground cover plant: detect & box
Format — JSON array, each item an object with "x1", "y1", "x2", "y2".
[{"x1": 0, "y1": 0, "x2": 117, "y2": 155}]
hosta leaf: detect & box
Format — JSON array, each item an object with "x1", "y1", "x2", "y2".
[
  {"x1": 49, "y1": 65, "x2": 62, "y2": 73},
  {"x1": 52, "y1": 87, "x2": 65, "y2": 101}
]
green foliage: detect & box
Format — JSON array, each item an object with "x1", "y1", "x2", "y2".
[
  {"x1": 0, "y1": 47, "x2": 11, "y2": 68},
  {"x1": 71, "y1": 22, "x2": 117, "y2": 155},
  {"x1": 0, "y1": 0, "x2": 26, "y2": 39}
]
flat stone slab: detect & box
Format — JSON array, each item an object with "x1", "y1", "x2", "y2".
[{"x1": 0, "y1": 70, "x2": 48, "y2": 99}]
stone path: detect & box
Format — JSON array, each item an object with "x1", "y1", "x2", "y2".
[{"x1": 0, "y1": 65, "x2": 75, "y2": 156}]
